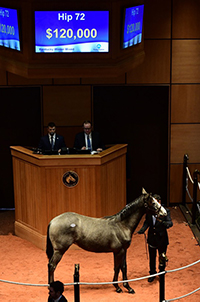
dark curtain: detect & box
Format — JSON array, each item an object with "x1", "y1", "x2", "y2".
[
  {"x1": 93, "y1": 86, "x2": 168, "y2": 204},
  {"x1": 0, "y1": 87, "x2": 41, "y2": 208}
]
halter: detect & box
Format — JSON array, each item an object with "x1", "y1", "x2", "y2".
[
  {"x1": 154, "y1": 203, "x2": 162, "y2": 215},
  {"x1": 144, "y1": 195, "x2": 162, "y2": 216}
]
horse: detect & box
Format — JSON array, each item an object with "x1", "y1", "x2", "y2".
[
  {"x1": 65, "y1": 174, "x2": 76, "y2": 184},
  {"x1": 46, "y1": 188, "x2": 167, "y2": 293}
]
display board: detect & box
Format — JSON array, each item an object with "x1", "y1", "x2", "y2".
[
  {"x1": 0, "y1": 7, "x2": 21, "y2": 51},
  {"x1": 122, "y1": 4, "x2": 144, "y2": 49},
  {"x1": 35, "y1": 10, "x2": 109, "y2": 53}
]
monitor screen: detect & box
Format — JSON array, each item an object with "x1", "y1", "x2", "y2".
[
  {"x1": 0, "y1": 7, "x2": 21, "y2": 51},
  {"x1": 35, "y1": 11, "x2": 109, "y2": 53},
  {"x1": 122, "y1": 5, "x2": 144, "y2": 49}
]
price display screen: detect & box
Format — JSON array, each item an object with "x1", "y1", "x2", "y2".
[
  {"x1": 0, "y1": 7, "x2": 21, "y2": 51},
  {"x1": 122, "y1": 5, "x2": 144, "y2": 49},
  {"x1": 35, "y1": 11, "x2": 109, "y2": 53}
]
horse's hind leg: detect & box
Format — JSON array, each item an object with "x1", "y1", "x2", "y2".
[
  {"x1": 121, "y1": 251, "x2": 135, "y2": 294},
  {"x1": 48, "y1": 250, "x2": 65, "y2": 283},
  {"x1": 48, "y1": 263, "x2": 54, "y2": 284}
]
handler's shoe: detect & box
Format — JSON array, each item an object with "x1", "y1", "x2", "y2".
[{"x1": 148, "y1": 276, "x2": 155, "y2": 282}]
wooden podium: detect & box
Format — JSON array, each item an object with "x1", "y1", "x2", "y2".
[{"x1": 10, "y1": 144, "x2": 127, "y2": 250}]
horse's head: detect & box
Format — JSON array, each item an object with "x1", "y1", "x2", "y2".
[{"x1": 142, "y1": 188, "x2": 167, "y2": 217}]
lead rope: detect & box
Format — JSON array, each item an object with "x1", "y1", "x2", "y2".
[
  {"x1": 134, "y1": 231, "x2": 148, "y2": 259},
  {"x1": 144, "y1": 233, "x2": 148, "y2": 260}
]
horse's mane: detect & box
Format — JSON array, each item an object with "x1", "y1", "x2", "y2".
[{"x1": 103, "y1": 195, "x2": 145, "y2": 222}]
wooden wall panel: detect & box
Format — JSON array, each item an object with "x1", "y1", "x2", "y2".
[
  {"x1": 144, "y1": 0, "x2": 171, "y2": 39},
  {"x1": 13, "y1": 158, "x2": 48, "y2": 233},
  {"x1": 172, "y1": 40, "x2": 200, "y2": 83},
  {"x1": 127, "y1": 40, "x2": 170, "y2": 83},
  {"x1": 173, "y1": 0, "x2": 200, "y2": 38},
  {"x1": 170, "y1": 164, "x2": 183, "y2": 203},
  {"x1": 7, "y1": 73, "x2": 52, "y2": 85},
  {"x1": 170, "y1": 1, "x2": 200, "y2": 204},
  {"x1": 0, "y1": 69, "x2": 7, "y2": 85},
  {"x1": 99, "y1": 155, "x2": 126, "y2": 216},
  {"x1": 53, "y1": 78, "x2": 81, "y2": 85},
  {"x1": 43, "y1": 86, "x2": 91, "y2": 126},
  {"x1": 171, "y1": 85, "x2": 200, "y2": 123},
  {"x1": 45, "y1": 166, "x2": 100, "y2": 220},
  {"x1": 171, "y1": 124, "x2": 200, "y2": 163},
  {"x1": 81, "y1": 74, "x2": 126, "y2": 85}
]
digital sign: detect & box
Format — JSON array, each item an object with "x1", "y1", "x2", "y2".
[
  {"x1": 122, "y1": 5, "x2": 144, "y2": 49},
  {"x1": 0, "y1": 7, "x2": 21, "y2": 51},
  {"x1": 35, "y1": 11, "x2": 109, "y2": 53}
]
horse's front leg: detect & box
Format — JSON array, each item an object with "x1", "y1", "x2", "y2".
[
  {"x1": 113, "y1": 251, "x2": 124, "y2": 293},
  {"x1": 113, "y1": 267, "x2": 122, "y2": 293},
  {"x1": 121, "y1": 251, "x2": 135, "y2": 294}
]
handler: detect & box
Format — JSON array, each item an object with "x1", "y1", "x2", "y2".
[{"x1": 138, "y1": 194, "x2": 173, "y2": 282}]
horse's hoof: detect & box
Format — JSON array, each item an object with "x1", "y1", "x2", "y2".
[
  {"x1": 116, "y1": 287, "x2": 123, "y2": 293},
  {"x1": 128, "y1": 288, "x2": 135, "y2": 294}
]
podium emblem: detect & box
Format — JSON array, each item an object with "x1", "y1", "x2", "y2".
[{"x1": 62, "y1": 171, "x2": 79, "y2": 187}]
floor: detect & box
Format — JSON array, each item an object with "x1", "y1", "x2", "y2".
[{"x1": 0, "y1": 207, "x2": 200, "y2": 301}]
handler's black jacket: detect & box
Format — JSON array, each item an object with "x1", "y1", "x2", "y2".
[{"x1": 138, "y1": 208, "x2": 173, "y2": 248}]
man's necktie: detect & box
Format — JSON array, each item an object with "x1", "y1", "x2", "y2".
[
  {"x1": 87, "y1": 135, "x2": 91, "y2": 150},
  {"x1": 51, "y1": 135, "x2": 54, "y2": 150}
]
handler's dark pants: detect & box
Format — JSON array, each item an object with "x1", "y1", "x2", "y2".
[{"x1": 148, "y1": 245, "x2": 167, "y2": 275}]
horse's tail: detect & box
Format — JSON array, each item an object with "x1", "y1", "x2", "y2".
[{"x1": 46, "y1": 223, "x2": 54, "y2": 260}]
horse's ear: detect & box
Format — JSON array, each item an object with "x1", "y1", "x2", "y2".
[{"x1": 142, "y1": 188, "x2": 147, "y2": 195}]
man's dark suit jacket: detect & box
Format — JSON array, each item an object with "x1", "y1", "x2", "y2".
[
  {"x1": 38, "y1": 134, "x2": 66, "y2": 151},
  {"x1": 74, "y1": 131, "x2": 105, "y2": 151},
  {"x1": 139, "y1": 209, "x2": 173, "y2": 248},
  {"x1": 48, "y1": 295, "x2": 68, "y2": 302}
]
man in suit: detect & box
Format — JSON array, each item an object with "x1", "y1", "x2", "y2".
[
  {"x1": 74, "y1": 120, "x2": 105, "y2": 152},
  {"x1": 138, "y1": 194, "x2": 173, "y2": 282},
  {"x1": 38, "y1": 122, "x2": 66, "y2": 153},
  {"x1": 48, "y1": 280, "x2": 68, "y2": 302}
]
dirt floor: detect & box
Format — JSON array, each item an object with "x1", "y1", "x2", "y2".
[{"x1": 0, "y1": 207, "x2": 200, "y2": 302}]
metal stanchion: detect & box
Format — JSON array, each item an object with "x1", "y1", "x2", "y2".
[
  {"x1": 182, "y1": 154, "x2": 189, "y2": 206},
  {"x1": 74, "y1": 264, "x2": 80, "y2": 302},
  {"x1": 159, "y1": 253, "x2": 168, "y2": 302}
]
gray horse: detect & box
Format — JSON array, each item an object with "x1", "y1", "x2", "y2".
[{"x1": 46, "y1": 188, "x2": 167, "y2": 293}]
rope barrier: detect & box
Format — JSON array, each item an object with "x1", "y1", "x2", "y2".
[
  {"x1": 186, "y1": 167, "x2": 194, "y2": 184},
  {"x1": 185, "y1": 169, "x2": 193, "y2": 202},
  {"x1": 77, "y1": 271, "x2": 165, "y2": 286},
  {"x1": 0, "y1": 279, "x2": 49, "y2": 286},
  {"x1": 186, "y1": 167, "x2": 200, "y2": 192},
  {"x1": 164, "y1": 286, "x2": 200, "y2": 302},
  {"x1": 1, "y1": 260, "x2": 200, "y2": 301},
  {"x1": 186, "y1": 186, "x2": 193, "y2": 202},
  {"x1": 185, "y1": 167, "x2": 200, "y2": 205},
  {"x1": 166, "y1": 259, "x2": 200, "y2": 273},
  {"x1": 0, "y1": 259, "x2": 199, "y2": 287}
]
